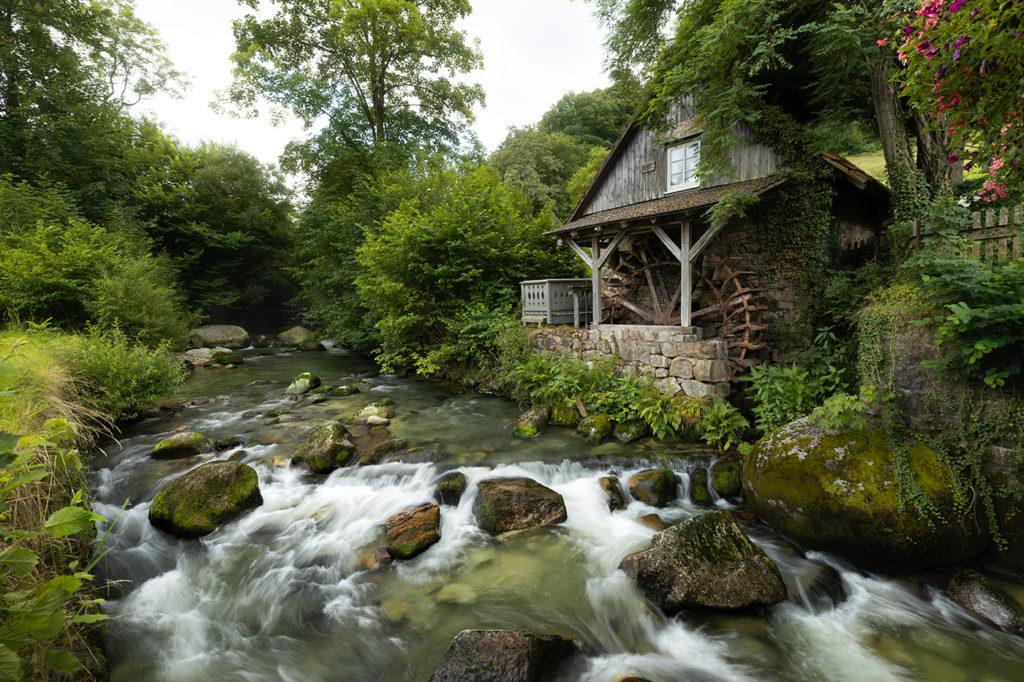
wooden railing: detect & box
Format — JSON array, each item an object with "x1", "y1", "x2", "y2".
[
  {"x1": 913, "y1": 204, "x2": 1024, "y2": 263},
  {"x1": 520, "y1": 279, "x2": 593, "y2": 327}
]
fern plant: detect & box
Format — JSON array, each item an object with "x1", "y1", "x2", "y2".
[{"x1": 699, "y1": 397, "x2": 749, "y2": 452}]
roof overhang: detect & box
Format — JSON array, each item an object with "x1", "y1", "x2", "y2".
[{"x1": 546, "y1": 174, "x2": 789, "y2": 238}]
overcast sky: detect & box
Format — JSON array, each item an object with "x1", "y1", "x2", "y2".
[{"x1": 133, "y1": 0, "x2": 611, "y2": 167}]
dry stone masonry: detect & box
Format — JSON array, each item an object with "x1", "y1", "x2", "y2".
[{"x1": 530, "y1": 324, "x2": 731, "y2": 399}]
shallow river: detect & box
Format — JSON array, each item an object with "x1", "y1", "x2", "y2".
[{"x1": 90, "y1": 349, "x2": 1024, "y2": 681}]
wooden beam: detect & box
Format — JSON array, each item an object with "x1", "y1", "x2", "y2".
[
  {"x1": 689, "y1": 221, "x2": 726, "y2": 263},
  {"x1": 594, "y1": 231, "x2": 625, "y2": 269},
  {"x1": 565, "y1": 238, "x2": 591, "y2": 267},
  {"x1": 653, "y1": 225, "x2": 681, "y2": 261},
  {"x1": 681, "y1": 221, "x2": 691, "y2": 327}
]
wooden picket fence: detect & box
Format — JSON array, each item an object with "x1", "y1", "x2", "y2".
[{"x1": 912, "y1": 204, "x2": 1024, "y2": 263}]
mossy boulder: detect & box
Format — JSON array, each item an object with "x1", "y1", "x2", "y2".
[
  {"x1": 292, "y1": 421, "x2": 356, "y2": 473},
  {"x1": 474, "y1": 477, "x2": 567, "y2": 534},
  {"x1": 549, "y1": 402, "x2": 578, "y2": 426},
  {"x1": 150, "y1": 431, "x2": 207, "y2": 459},
  {"x1": 210, "y1": 350, "x2": 244, "y2": 366},
  {"x1": 710, "y1": 460, "x2": 742, "y2": 498},
  {"x1": 619, "y1": 510, "x2": 787, "y2": 612},
  {"x1": 211, "y1": 436, "x2": 243, "y2": 451},
  {"x1": 742, "y1": 417, "x2": 989, "y2": 572},
  {"x1": 434, "y1": 471, "x2": 467, "y2": 506},
  {"x1": 252, "y1": 334, "x2": 273, "y2": 348},
  {"x1": 599, "y1": 475, "x2": 626, "y2": 511},
  {"x1": 357, "y1": 403, "x2": 394, "y2": 420},
  {"x1": 386, "y1": 503, "x2": 441, "y2": 560},
  {"x1": 277, "y1": 326, "x2": 312, "y2": 346},
  {"x1": 689, "y1": 466, "x2": 712, "y2": 506},
  {"x1": 514, "y1": 406, "x2": 550, "y2": 438},
  {"x1": 148, "y1": 461, "x2": 262, "y2": 538},
  {"x1": 298, "y1": 340, "x2": 326, "y2": 351},
  {"x1": 429, "y1": 630, "x2": 580, "y2": 682},
  {"x1": 190, "y1": 324, "x2": 250, "y2": 349},
  {"x1": 577, "y1": 414, "x2": 613, "y2": 441},
  {"x1": 285, "y1": 372, "x2": 321, "y2": 395},
  {"x1": 312, "y1": 384, "x2": 360, "y2": 396},
  {"x1": 628, "y1": 469, "x2": 678, "y2": 507},
  {"x1": 613, "y1": 420, "x2": 650, "y2": 443},
  {"x1": 947, "y1": 569, "x2": 1024, "y2": 632}
]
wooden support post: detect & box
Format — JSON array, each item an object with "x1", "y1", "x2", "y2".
[
  {"x1": 681, "y1": 221, "x2": 691, "y2": 327},
  {"x1": 591, "y1": 235, "x2": 602, "y2": 326}
]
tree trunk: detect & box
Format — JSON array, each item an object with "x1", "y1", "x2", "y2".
[
  {"x1": 915, "y1": 112, "x2": 964, "y2": 195},
  {"x1": 868, "y1": 52, "x2": 918, "y2": 220},
  {"x1": 0, "y1": 1, "x2": 26, "y2": 172}
]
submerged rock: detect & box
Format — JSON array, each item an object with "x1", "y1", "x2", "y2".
[
  {"x1": 148, "y1": 461, "x2": 262, "y2": 538},
  {"x1": 292, "y1": 421, "x2": 355, "y2": 473},
  {"x1": 474, "y1": 477, "x2": 567, "y2": 534},
  {"x1": 429, "y1": 630, "x2": 580, "y2": 682},
  {"x1": 742, "y1": 417, "x2": 989, "y2": 572},
  {"x1": 947, "y1": 569, "x2": 1024, "y2": 632},
  {"x1": 599, "y1": 476, "x2": 626, "y2": 511},
  {"x1": 710, "y1": 460, "x2": 742, "y2": 498},
  {"x1": 628, "y1": 469, "x2": 678, "y2": 507},
  {"x1": 689, "y1": 467, "x2": 712, "y2": 506},
  {"x1": 386, "y1": 503, "x2": 441, "y2": 560},
  {"x1": 613, "y1": 420, "x2": 649, "y2": 443},
  {"x1": 619, "y1": 510, "x2": 787, "y2": 612},
  {"x1": 514, "y1": 406, "x2": 550, "y2": 439},
  {"x1": 298, "y1": 340, "x2": 326, "y2": 351},
  {"x1": 356, "y1": 438, "x2": 408, "y2": 465},
  {"x1": 150, "y1": 431, "x2": 207, "y2": 459},
  {"x1": 434, "y1": 471, "x2": 468, "y2": 506},
  {"x1": 277, "y1": 326, "x2": 313, "y2": 346},
  {"x1": 211, "y1": 436, "x2": 243, "y2": 451},
  {"x1": 390, "y1": 447, "x2": 444, "y2": 464},
  {"x1": 252, "y1": 334, "x2": 273, "y2": 348},
  {"x1": 285, "y1": 372, "x2": 321, "y2": 395},
  {"x1": 636, "y1": 514, "x2": 667, "y2": 531},
  {"x1": 577, "y1": 414, "x2": 613, "y2": 441},
  {"x1": 190, "y1": 324, "x2": 250, "y2": 349},
  {"x1": 312, "y1": 384, "x2": 361, "y2": 396}
]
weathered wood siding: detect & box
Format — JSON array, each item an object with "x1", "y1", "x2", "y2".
[{"x1": 579, "y1": 122, "x2": 783, "y2": 217}]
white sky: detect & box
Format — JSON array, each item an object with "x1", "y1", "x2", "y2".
[{"x1": 133, "y1": 0, "x2": 611, "y2": 167}]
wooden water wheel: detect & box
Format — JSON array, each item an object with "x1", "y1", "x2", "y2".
[
  {"x1": 692, "y1": 254, "x2": 770, "y2": 381},
  {"x1": 602, "y1": 239, "x2": 683, "y2": 325}
]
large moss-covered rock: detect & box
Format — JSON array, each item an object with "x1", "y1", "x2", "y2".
[
  {"x1": 577, "y1": 414, "x2": 613, "y2": 441},
  {"x1": 430, "y1": 630, "x2": 580, "y2": 682},
  {"x1": 947, "y1": 569, "x2": 1024, "y2": 632},
  {"x1": 613, "y1": 420, "x2": 649, "y2": 443},
  {"x1": 386, "y1": 503, "x2": 441, "y2": 560},
  {"x1": 292, "y1": 421, "x2": 355, "y2": 473},
  {"x1": 599, "y1": 476, "x2": 626, "y2": 511},
  {"x1": 148, "y1": 461, "x2": 262, "y2": 537},
  {"x1": 150, "y1": 431, "x2": 207, "y2": 459},
  {"x1": 355, "y1": 437, "x2": 408, "y2": 465},
  {"x1": 514, "y1": 406, "x2": 549, "y2": 439},
  {"x1": 190, "y1": 325, "x2": 250, "y2": 349},
  {"x1": 210, "y1": 350, "x2": 243, "y2": 366},
  {"x1": 689, "y1": 466, "x2": 712, "y2": 506},
  {"x1": 619, "y1": 510, "x2": 787, "y2": 612},
  {"x1": 277, "y1": 326, "x2": 313, "y2": 346},
  {"x1": 743, "y1": 417, "x2": 989, "y2": 571},
  {"x1": 474, "y1": 477, "x2": 567, "y2": 534},
  {"x1": 628, "y1": 469, "x2": 678, "y2": 507},
  {"x1": 285, "y1": 372, "x2": 321, "y2": 395}
]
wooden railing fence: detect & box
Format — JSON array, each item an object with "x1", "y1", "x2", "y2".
[{"x1": 912, "y1": 204, "x2": 1024, "y2": 263}]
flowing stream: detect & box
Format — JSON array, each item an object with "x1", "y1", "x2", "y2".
[{"x1": 90, "y1": 349, "x2": 1024, "y2": 681}]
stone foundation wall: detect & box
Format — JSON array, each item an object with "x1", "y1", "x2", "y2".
[{"x1": 530, "y1": 324, "x2": 731, "y2": 399}]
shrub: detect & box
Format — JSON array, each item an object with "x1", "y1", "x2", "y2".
[
  {"x1": 744, "y1": 363, "x2": 823, "y2": 433},
  {"x1": 808, "y1": 392, "x2": 869, "y2": 431},
  {"x1": 699, "y1": 397, "x2": 749, "y2": 451}
]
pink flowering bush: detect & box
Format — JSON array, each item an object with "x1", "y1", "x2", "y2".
[{"x1": 900, "y1": 0, "x2": 1023, "y2": 195}]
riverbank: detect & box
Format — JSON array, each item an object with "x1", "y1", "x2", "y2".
[{"x1": 0, "y1": 327, "x2": 186, "y2": 681}]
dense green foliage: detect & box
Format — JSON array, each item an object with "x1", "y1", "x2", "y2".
[
  {"x1": 356, "y1": 161, "x2": 579, "y2": 375},
  {"x1": 699, "y1": 397, "x2": 749, "y2": 451}
]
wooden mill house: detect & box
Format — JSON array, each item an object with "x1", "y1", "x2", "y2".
[{"x1": 524, "y1": 103, "x2": 889, "y2": 399}]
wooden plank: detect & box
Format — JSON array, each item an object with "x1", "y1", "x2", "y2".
[
  {"x1": 999, "y1": 238, "x2": 1008, "y2": 261},
  {"x1": 689, "y1": 222, "x2": 727, "y2": 262},
  {"x1": 565, "y1": 238, "x2": 592, "y2": 267},
  {"x1": 638, "y1": 249, "x2": 662, "y2": 317},
  {"x1": 591, "y1": 235, "x2": 602, "y2": 325},
  {"x1": 681, "y1": 221, "x2": 691, "y2": 327},
  {"x1": 652, "y1": 225, "x2": 682, "y2": 261},
  {"x1": 973, "y1": 210, "x2": 981, "y2": 230},
  {"x1": 594, "y1": 231, "x2": 626, "y2": 269},
  {"x1": 1014, "y1": 235, "x2": 1021, "y2": 261}
]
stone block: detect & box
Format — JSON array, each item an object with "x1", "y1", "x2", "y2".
[
  {"x1": 655, "y1": 368, "x2": 669, "y2": 378},
  {"x1": 649, "y1": 354, "x2": 671, "y2": 368},
  {"x1": 663, "y1": 341, "x2": 718, "y2": 359},
  {"x1": 654, "y1": 377, "x2": 682, "y2": 394},
  {"x1": 680, "y1": 379, "x2": 716, "y2": 399},
  {"x1": 581, "y1": 350, "x2": 602, "y2": 362},
  {"x1": 669, "y1": 357, "x2": 694, "y2": 379},
  {"x1": 710, "y1": 339, "x2": 729, "y2": 359},
  {"x1": 693, "y1": 359, "x2": 730, "y2": 383}
]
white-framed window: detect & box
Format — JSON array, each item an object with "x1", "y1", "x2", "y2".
[{"x1": 666, "y1": 139, "x2": 700, "y2": 192}]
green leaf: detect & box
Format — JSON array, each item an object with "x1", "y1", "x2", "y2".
[
  {"x1": 70, "y1": 613, "x2": 108, "y2": 624},
  {"x1": 0, "y1": 644, "x2": 19, "y2": 682},
  {"x1": 44, "y1": 649, "x2": 82, "y2": 674},
  {"x1": 43, "y1": 506, "x2": 94, "y2": 537},
  {"x1": 1, "y1": 469, "x2": 49, "y2": 494},
  {"x1": 0, "y1": 547, "x2": 38, "y2": 579}
]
